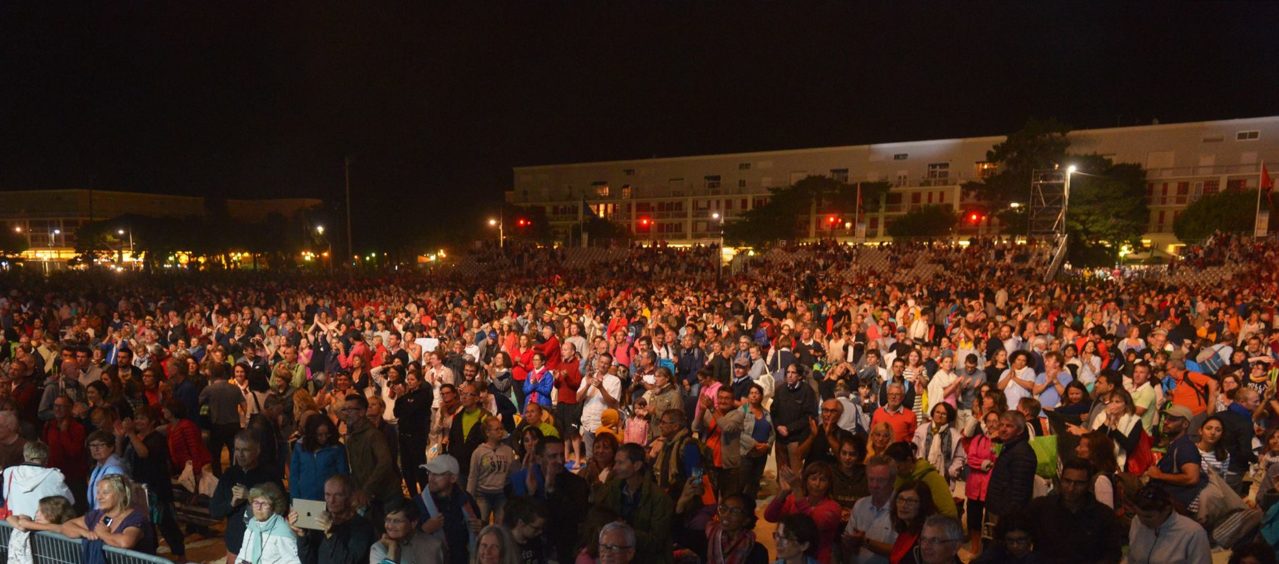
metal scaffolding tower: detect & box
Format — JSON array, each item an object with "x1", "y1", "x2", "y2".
[{"x1": 1029, "y1": 167, "x2": 1072, "y2": 281}]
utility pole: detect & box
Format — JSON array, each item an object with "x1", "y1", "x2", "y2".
[{"x1": 344, "y1": 156, "x2": 353, "y2": 268}]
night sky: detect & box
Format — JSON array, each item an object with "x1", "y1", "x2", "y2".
[{"x1": 3, "y1": 3, "x2": 1278, "y2": 250}]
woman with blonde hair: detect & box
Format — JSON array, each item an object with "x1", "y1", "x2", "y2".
[
  {"x1": 866, "y1": 422, "x2": 894, "y2": 459},
  {"x1": 62, "y1": 474, "x2": 156, "y2": 552}
]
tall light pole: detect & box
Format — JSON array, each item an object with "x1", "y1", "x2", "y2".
[
  {"x1": 712, "y1": 212, "x2": 724, "y2": 284},
  {"x1": 46, "y1": 228, "x2": 60, "y2": 274},
  {"x1": 488, "y1": 217, "x2": 504, "y2": 250},
  {"x1": 317, "y1": 225, "x2": 332, "y2": 271},
  {"x1": 116, "y1": 228, "x2": 134, "y2": 268}
]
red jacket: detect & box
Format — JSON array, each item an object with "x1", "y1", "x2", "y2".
[
  {"x1": 42, "y1": 419, "x2": 87, "y2": 484},
  {"x1": 167, "y1": 418, "x2": 212, "y2": 476},
  {"x1": 554, "y1": 356, "x2": 584, "y2": 405},
  {"x1": 535, "y1": 335, "x2": 562, "y2": 371}
]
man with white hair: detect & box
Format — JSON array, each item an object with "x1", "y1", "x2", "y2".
[{"x1": 597, "y1": 521, "x2": 636, "y2": 564}]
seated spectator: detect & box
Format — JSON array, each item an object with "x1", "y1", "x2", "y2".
[
  {"x1": 0, "y1": 441, "x2": 75, "y2": 521},
  {"x1": 704, "y1": 493, "x2": 768, "y2": 564},
  {"x1": 290, "y1": 475, "x2": 376, "y2": 564},
  {"x1": 238, "y1": 481, "x2": 300, "y2": 564},
  {"x1": 1022, "y1": 458, "x2": 1122, "y2": 563},
  {"x1": 917, "y1": 515, "x2": 965, "y2": 564},
  {"x1": 888, "y1": 480, "x2": 939, "y2": 564},
  {"x1": 773, "y1": 513, "x2": 820, "y2": 564},
  {"x1": 371, "y1": 498, "x2": 444, "y2": 564},
  {"x1": 62, "y1": 474, "x2": 156, "y2": 553},
  {"x1": 972, "y1": 514, "x2": 1038, "y2": 564},
  {"x1": 1073, "y1": 431, "x2": 1120, "y2": 509},
  {"x1": 1127, "y1": 484, "x2": 1210, "y2": 564},
  {"x1": 1144, "y1": 405, "x2": 1207, "y2": 511},
  {"x1": 472, "y1": 524, "x2": 520, "y2": 564}
]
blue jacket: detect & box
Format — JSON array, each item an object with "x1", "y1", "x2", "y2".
[
  {"x1": 289, "y1": 443, "x2": 350, "y2": 500},
  {"x1": 523, "y1": 368, "x2": 554, "y2": 408}
]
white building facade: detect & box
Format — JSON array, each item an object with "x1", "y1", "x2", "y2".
[{"x1": 508, "y1": 116, "x2": 1279, "y2": 249}]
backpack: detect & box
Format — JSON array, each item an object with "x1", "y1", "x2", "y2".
[{"x1": 1125, "y1": 425, "x2": 1156, "y2": 475}]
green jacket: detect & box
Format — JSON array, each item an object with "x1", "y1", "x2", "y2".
[
  {"x1": 894, "y1": 459, "x2": 958, "y2": 519},
  {"x1": 345, "y1": 417, "x2": 402, "y2": 503},
  {"x1": 597, "y1": 476, "x2": 674, "y2": 564}
]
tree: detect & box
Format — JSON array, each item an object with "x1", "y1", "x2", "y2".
[
  {"x1": 1065, "y1": 157, "x2": 1149, "y2": 265},
  {"x1": 724, "y1": 175, "x2": 888, "y2": 246},
  {"x1": 570, "y1": 215, "x2": 631, "y2": 245},
  {"x1": 964, "y1": 118, "x2": 1071, "y2": 205},
  {"x1": 0, "y1": 230, "x2": 28, "y2": 257},
  {"x1": 886, "y1": 205, "x2": 957, "y2": 239},
  {"x1": 1174, "y1": 189, "x2": 1270, "y2": 243}
]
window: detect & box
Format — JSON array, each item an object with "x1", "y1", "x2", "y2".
[
  {"x1": 1202, "y1": 136, "x2": 1224, "y2": 143},
  {"x1": 592, "y1": 181, "x2": 609, "y2": 198},
  {"x1": 830, "y1": 168, "x2": 849, "y2": 183},
  {"x1": 1176, "y1": 182, "x2": 1189, "y2": 204},
  {"x1": 927, "y1": 162, "x2": 950, "y2": 179},
  {"x1": 621, "y1": 185, "x2": 633, "y2": 199},
  {"x1": 911, "y1": 192, "x2": 922, "y2": 205},
  {"x1": 938, "y1": 191, "x2": 946, "y2": 204},
  {"x1": 976, "y1": 161, "x2": 997, "y2": 179},
  {"x1": 895, "y1": 174, "x2": 909, "y2": 187},
  {"x1": 738, "y1": 162, "x2": 751, "y2": 170},
  {"x1": 1227, "y1": 179, "x2": 1249, "y2": 191},
  {"x1": 893, "y1": 153, "x2": 908, "y2": 161},
  {"x1": 1201, "y1": 180, "x2": 1219, "y2": 196},
  {"x1": 1237, "y1": 130, "x2": 1260, "y2": 141},
  {"x1": 738, "y1": 179, "x2": 747, "y2": 188},
  {"x1": 623, "y1": 168, "x2": 636, "y2": 176},
  {"x1": 705, "y1": 175, "x2": 721, "y2": 189}
]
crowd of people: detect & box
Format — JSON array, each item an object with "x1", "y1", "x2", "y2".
[{"x1": 1, "y1": 233, "x2": 1279, "y2": 564}]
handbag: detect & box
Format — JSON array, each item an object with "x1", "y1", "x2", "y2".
[
  {"x1": 0, "y1": 470, "x2": 14, "y2": 519},
  {"x1": 1028, "y1": 434, "x2": 1058, "y2": 479},
  {"x1": 1125, "y1": 426, "x2": 1155, "y2": 475}
]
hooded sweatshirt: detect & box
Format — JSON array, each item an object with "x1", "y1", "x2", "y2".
[{"x1": 1, "y1": 464, "x2": 75, "y2": 518}]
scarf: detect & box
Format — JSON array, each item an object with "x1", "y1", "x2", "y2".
[
  {"x1": 707, "y1": 522, "x2": 756, "y2": 564},
  {"x1": 239, "y1": 513, "x2": 290, "y2": 564},
  {"x1": 655, "y1": 428, "x2": 693, "y2": 489},
  {"x1": 922, "y1": 425, "x2": 953, "y2": 478},
  {"x1": 420, "y1": 487, "x2": 477, "y2": 554}
]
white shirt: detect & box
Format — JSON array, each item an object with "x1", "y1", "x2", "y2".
[
  {"x1": 1000, "y1": 366, "x2": 1036, "y2": 410},
  {"x1": 1127, "y1": 511, "x2": 1210, "y2": 564},
  {"x1": 578, "y1": 372, "x2": 622, "y2": 430},
  {"x1": 926, "y1": 369, "x2": 958, "y2": 412},
  {"x1": 846, "y1": 494, "x2": 896, "y2": 564}
]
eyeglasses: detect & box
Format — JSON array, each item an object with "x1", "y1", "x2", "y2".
[
  {"x1": 599, "y1": 544, "x2": 634, "y2": 553},
  {"x1": 896, "y1": 497, "x2": 921, "y2": 505},
  {"x1": 250, "y1": 500, "x2": 273, "y2": 508}
]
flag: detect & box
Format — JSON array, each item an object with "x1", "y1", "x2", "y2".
[{"x1": 1263, "y1": 163, "x2": 1273, "y2": 193}]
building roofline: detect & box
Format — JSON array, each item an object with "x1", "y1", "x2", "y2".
[
  {"x1": 513, "y1": 115, "x2": 1279, "y2": 171},
  {"x1": 0, "y1": 188, "x2": 323, "y2": 203}
]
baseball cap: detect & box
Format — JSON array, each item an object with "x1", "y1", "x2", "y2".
[
  {"x1": 734, "y1": 358, "x2": 750, "y2": 368},
  {"x1": 422, "y1": 454, "x2": 460, "y2": 475},
  {"x1": 1162, "y1": 405, "x2": 1194, "y2": 421}
]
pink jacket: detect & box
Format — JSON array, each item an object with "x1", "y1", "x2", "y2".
[{"x1": 965, "y1": 431, "x2": 996, "y2": 501}]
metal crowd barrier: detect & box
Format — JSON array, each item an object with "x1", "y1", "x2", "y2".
[{"x1": 0, "y1": 520, "x2": 173, "y2": 564}]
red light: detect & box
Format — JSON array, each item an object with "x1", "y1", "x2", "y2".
[
  {"x1": 968, "y1": 212, "x2": 981, "y2": 223},
  {"x1": 827, "y1": 215, "x2": 838, "y2": 224},
  {"x1": 639, "y1": 217, "x2": 651, "y2": 226},
  {"x1": 516, "y1": 218, "x2": 530, "y2": 227}
]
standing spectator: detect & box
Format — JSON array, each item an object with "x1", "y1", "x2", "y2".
[
  {"x1": 40, "y1": 396, "x2": 86, "y2": 506},
  {"x1": 888, "y1": 480, "x2": 938, "y2": 564},
  {"x1": 0, "y1": 411, "x2": 27, "y2": 468},
  {"x1": 0, "y1": 441, "x2": 75, "y2": 518},
  {"x1": 963, "y1": 411, "x2": 999, "y2": 553},
  {"x1": 447, "y1": 381, "x2": 491, "y2": 490},
  {"x1": 416, "y1": 455, "x2": 482, "y2": 564},
  {"x1": 696, "y1": 386, "x2": 744, "y2": 499},
  {"x1": 764, "y1": 461, "x2": 842, "y2": 563},
  {"x1": 912, "y1": 403, "x2": 966, "y2": 496},
  {"x1": 395, "y1": 367, "x2": 433, "y2": 496},
  {"x1": 739, "y1": 384, "x2": 774, "y2": 499},
  {"x1": 1023, "y1": 458, "x2": 1123, "y2": 563},
  {"x1": 1127, "y1": 484, "x2": 1211, "y2": 564},
  {"x1": 597, "y1": 521, "x2": 639, "y2": 564},
  {"x1": 473, "y1": 524, "x2": 521, "y2": 564},
  {"x1": 237, "y1": 482, "x2": 301, "y2": 564},
  {"x1": 593, "y1": 443, "x2": 673, "y2": 564},
  {"x1": 523, "y1": 353, "x2": 554, "y2": 409},
  {"x1": 577, "y1": 353, "x2": 621, "y2": 454},
  {"x1": 289, "y1": 414, "x2": 349, "y2": 501},
  {"x1": 772, "y1": 364, "x2": 818, "y2": 477},
  {"x1": 341, "y1": 393, "x2": 402, "y2": 515},
  {"x1": 842, "y1": 455, "x2": 899, "y2": 564},
  {"x1": 161, "y1": 401, "x2": 211, "y2": 486},
  {"x1": 508, "y1": 436, "x2": 589, "y2": 560},
  {"x1": 119, "y1": 406, "x2": 185, "y2": 560},
  {"x1": 290, "y1": 475, "x2": 376, "y2": 564},
  {"x1": 1216, "y1": 387, "x2": 1261, "y2": 493},
  {"x1": 984, "y1": 411, "x2": 1037, "y2": 525},
  {"x1": 211, "y1": 431, "x2": 285, "y2": 564},
  {"x1": 199, "y1": 363, "x2": 245, "y2": 477},
  {"x1": 467, "y1": 416, "x2": 516, "y2": 525},
  {"x1": 37, "y1": 360, "x2": 83, "y2": 421},
  {"x1": 554, "y1": 342, "x2": 585, "y2": 467},
  {"x1": 871, "y1": 383, "x2": 917, "y2": 443}
]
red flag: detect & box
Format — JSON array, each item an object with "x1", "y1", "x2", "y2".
[{"x1": 1263, "y1": 163, "x2": 1273, "y2": 193}]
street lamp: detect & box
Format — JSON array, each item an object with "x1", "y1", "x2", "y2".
[
  {"x1": 315, "y1": 225, "x2": 333, "y2": 271},
  {"x1": 711, "y1": 212, "x2": 725, "y2": 284},
  {"x1": 488, "y1": 217, "x2": 504, "y2": 250}
]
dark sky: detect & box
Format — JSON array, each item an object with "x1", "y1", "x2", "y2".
[{"x1": 3, "y1": 2, "x2": 1278, "y2": 249}]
